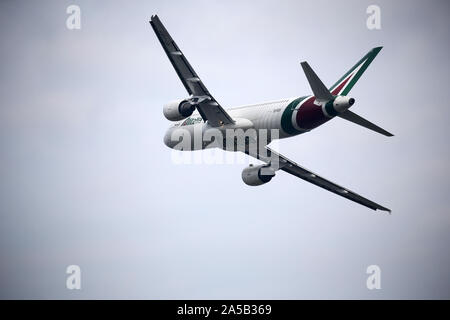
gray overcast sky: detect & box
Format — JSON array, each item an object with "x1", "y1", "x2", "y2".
[{"x1": 0, "y1": 0, "x2": 449, "y2": 299}]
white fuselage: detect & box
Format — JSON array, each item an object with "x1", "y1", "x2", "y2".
[{"x1": 163, "y1": 97, "x2": 307, "y2": 151}]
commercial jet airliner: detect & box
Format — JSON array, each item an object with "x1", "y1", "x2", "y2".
[{"x1": 150, "y1": 15, "x2": 393, "y2": 212}]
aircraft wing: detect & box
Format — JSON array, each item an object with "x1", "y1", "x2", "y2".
[
  {"x1": 150, "y1": 15, "x2": 234, "y2": 127},
  {"x1": 247, "y1": 146, "x2": 391, "y2": 212}
]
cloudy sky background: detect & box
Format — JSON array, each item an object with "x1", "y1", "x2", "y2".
[{"x1": 0, "y1": 0, "x2": 449, "y2": 299}]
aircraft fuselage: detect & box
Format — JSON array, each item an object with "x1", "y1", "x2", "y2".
[{"x1": 163, "y1": 95, "x2": 340, "y2": 151}]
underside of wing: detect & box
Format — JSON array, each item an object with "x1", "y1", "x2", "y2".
[
  {"x1": 150, "y1": 15, "x2": 234, "y2": 127},
  {"x1": 246, "y1": 146, "x2": 390, "y2": 212}
]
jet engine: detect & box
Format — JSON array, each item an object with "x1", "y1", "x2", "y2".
[
  {"x1": 241, "y1": 164, "x2": 276, "y2": 186},
  {"x1": 163, "y1": 99, "x2": 197, "y2": 121},
  {"x1": 332, "y1": 96, "x2": 355, "y2": 113}
]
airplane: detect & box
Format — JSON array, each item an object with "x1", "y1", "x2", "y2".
[{"x1": 150, "y1": 15, "x2": 393, "y2": 213}]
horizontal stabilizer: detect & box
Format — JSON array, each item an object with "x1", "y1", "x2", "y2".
[
  {"x1": 301, "y1": 62, "x2": 333, "y2": 101},
  {"x1": 338, "y1": 110, "x2": 394, "y2": 137}
]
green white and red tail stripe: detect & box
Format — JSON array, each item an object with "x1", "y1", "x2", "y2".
[
  {"x1": 329, "y1": 47, "x2": 383, "y2": 96},
  {"x1": 280, "y1": 47, "x2": 383, "y2": 135}
]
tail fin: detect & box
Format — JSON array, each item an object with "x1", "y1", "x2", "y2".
[{"x1": 329, "y1": 47, "x2": 382, "y2": 96}]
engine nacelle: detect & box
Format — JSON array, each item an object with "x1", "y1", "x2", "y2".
[
  {"x1": 241, "y1": 164, "x2": 276, "y2": 186},
  {"x1": 163, "y1": 99, "x2": 196, "y2": 121},
  {"x1": 332, "y1": 96, "x2": 355, "y2": 113}
]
